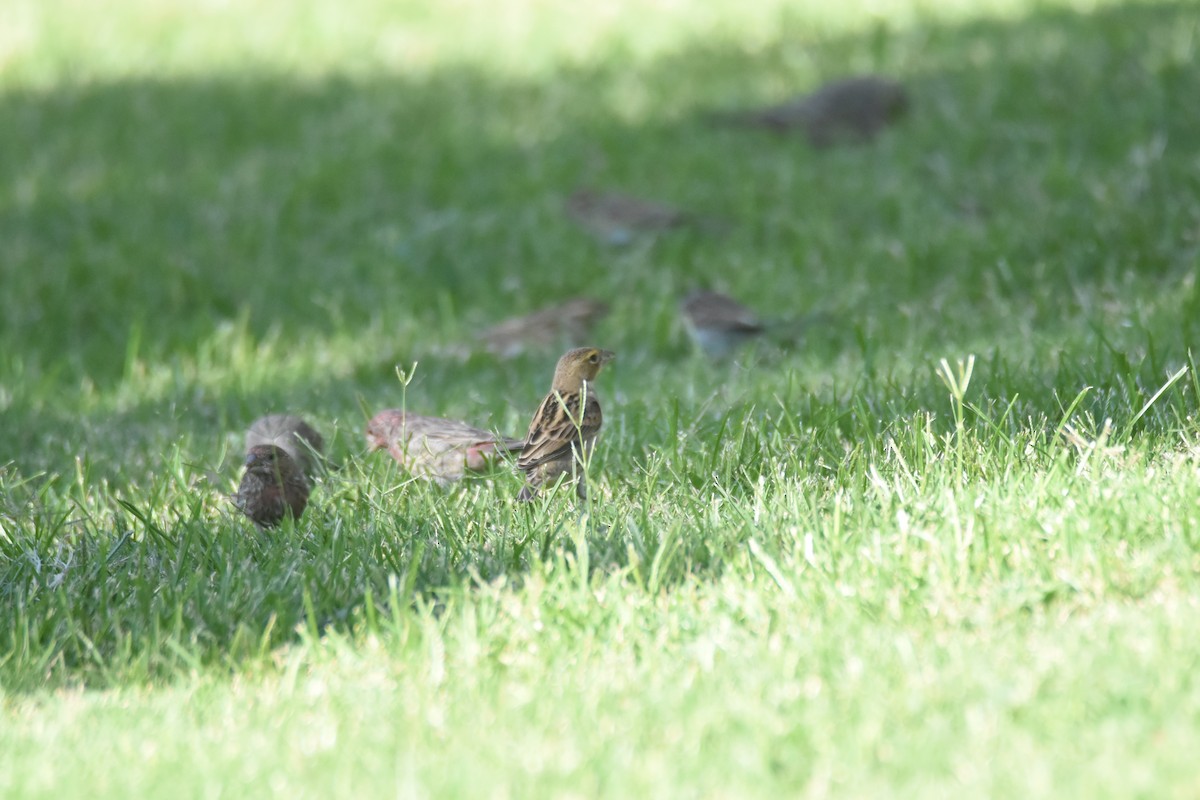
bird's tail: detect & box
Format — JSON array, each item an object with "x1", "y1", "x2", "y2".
[{"x1": 763, "y1": 311, "x2": 836, "y2": 347}]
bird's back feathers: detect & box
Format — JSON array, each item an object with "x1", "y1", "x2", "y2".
[
  {"x1": 367, "y1": 409, "x2": 525, "y2": 482},
  {"x1": 517, "y1": 389, "x2": 603, "y2": 470}
]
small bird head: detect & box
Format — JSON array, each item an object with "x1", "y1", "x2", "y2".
[
  {"x1": 552, "y1": 346, "x2": 615, "y2": 390},
  {"x1": 365, "y1": 409, "x2": 407, "y2": 452},
  {"x1": 244, "y1": 445, "x2": 298, "y2": 478}
]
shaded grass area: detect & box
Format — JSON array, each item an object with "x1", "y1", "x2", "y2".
[
  {"x1": 1, "y1": 0, "x2": 1196, "y2": 481},
  {"x1": 2, "y1": 0, "x2": 1200, "y2": 796},
  {"x1": 2, "y1": 0, "x2": 1197, "y2": 380}
]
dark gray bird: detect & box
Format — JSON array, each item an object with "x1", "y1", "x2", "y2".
[
  {"x1": 706, "y1": 75, "x2": 909, "y2": 147},
  {"x1": 679, "y1": 290, "x2": 768, "y2": 358},
  {"x1": 680, "y1": 289, "x2": 820, "y2": 359}
]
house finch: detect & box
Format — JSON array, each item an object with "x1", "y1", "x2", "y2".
[
  {"x1": 477, "y1": 296, "x2": 610, "y2": 359},
  {"x1": 232, "y1": 445, "x2": 311, "y2": 529},
  {"x1": 564, "y1": 188, "x2": 695, "y2": 246},
  {"x1": 516, "y1": 347, "x2": 615, "y2": 501},
  {"x1": 706, "y1": 75, "x2": 909, "y2": 147},
  {"x1": 366, "y1": 409, "x2": 525, "y2": 483},
  {"x1": 244, "y1": 414, "x2": 325, "y2": 476}
]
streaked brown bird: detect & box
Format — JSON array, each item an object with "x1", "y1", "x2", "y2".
[
  {"x1": 517, "y1": 346, "x2": 615, "y2": 501},
  {"x1": 366, "y1": 409, "x2": 525, "y2": 484},
  {"x1": 706, "y1": 75, "x2": 909, "y2": 147},
  {"x1": 477, "y1": 296, "x2": 610, "y2": 359},
  {"x1": 233, "y1": 445, "x2": 311, "y2": 529},
  {"x1": 244, "y1": 414, "x2": 325, "y2": 476},
  {"x1": 564, "y1": 188, "x2": 694, "y2": 246}
]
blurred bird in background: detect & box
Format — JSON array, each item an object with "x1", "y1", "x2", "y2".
[
  {"x1": 564, "y1": 188, "x2": 710, "y2": 246},
  {"x1": 705, "y1": 75, "x2": 909, "y2": 147},
  {"x1": 679, "y1": 289, "x2": 818, "y2": 359},
  {"x1": 477, "y1": 296, "x2": 610, "y2": 359}
]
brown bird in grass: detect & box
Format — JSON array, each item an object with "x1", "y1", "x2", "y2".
[
  {"x1": 366, "y1": 409, "x2": 525, "y2": 484},
  {"x1": 517, "y1": 346, "x2": 615, "y2": 501},
  {"x1": 477, "y1": 296, "x2": 610, "y2": 359},
  {"x1": 706, "y1": 75, "x2": 909, "y2": 147},
  {"x1": 244, "y1": 414, "x2": 325, "y2": 476},
  {"x1": 564, "y1": 188, "x2": 696, "y2": 246},
  {"x1": 233, "y1": 445, "x2": 311, "y2": 529}
]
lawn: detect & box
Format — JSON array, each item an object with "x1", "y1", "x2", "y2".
[{"x1": 2, "y1": 0, "x2": 1200, "y2": 796}]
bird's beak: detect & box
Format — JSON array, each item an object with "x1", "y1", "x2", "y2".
[
  {"x1": 244, "y1": 452, "x2": 261, "y2": 467},
  {"x1": 600, "y1": 350, "x2": 616, "y2": 364}
]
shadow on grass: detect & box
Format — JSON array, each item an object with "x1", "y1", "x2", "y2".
[
  {"x1": 2, "y1": 0, "x2": 1200, "y2": 689},
  {"x1": 2, "y1": 1, "x2": 1197, "y2": 381},
  {"x1": 1, "y1": 0, "x2": 1196, "y2": 479}
]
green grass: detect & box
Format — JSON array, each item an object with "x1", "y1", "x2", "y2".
[{"x1": 3, "y1": 0, "x2": 1200, "y2": 795}]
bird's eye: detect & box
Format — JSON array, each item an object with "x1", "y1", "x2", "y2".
[{"x1": 589, "y1": 353, "x2": 599, "y2": 364}]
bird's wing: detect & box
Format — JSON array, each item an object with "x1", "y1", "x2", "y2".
[
  {"x1": 369, "y1": 411, "x2": 497, "y2": 446},
  {"x1": 517, "y1": 391, "x2": 602, "y2": 470}
]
